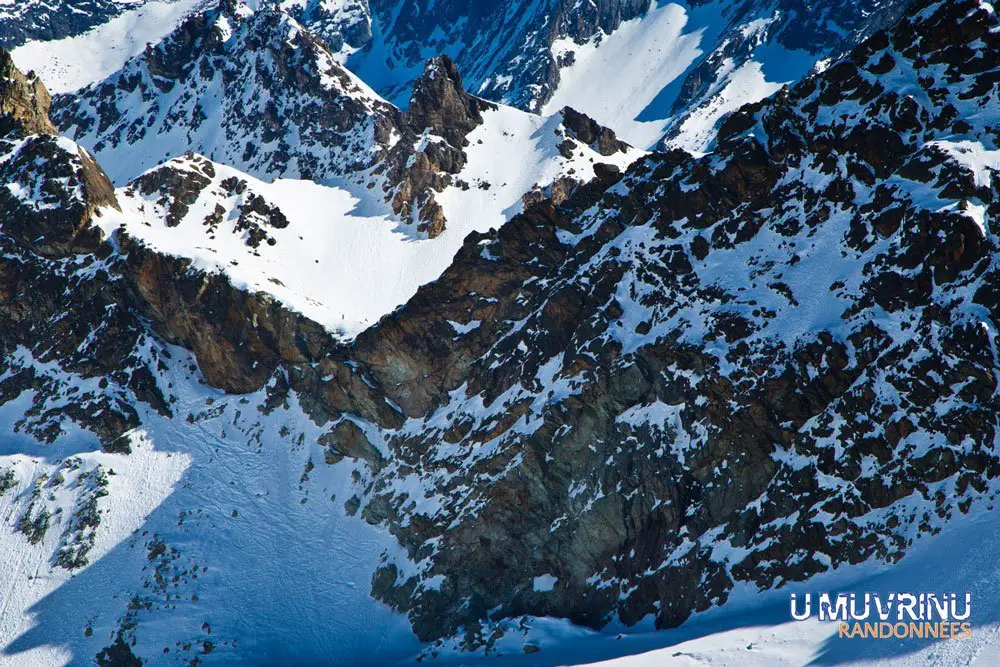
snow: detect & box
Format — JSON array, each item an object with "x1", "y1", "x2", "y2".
[
  {"x1": 52, "y1": 2, "x2": 390, "y2": 186},
  {"x1": 6, "y1": 1, "x2": 998, "y2": 664},
  {"x1": 541, "y1": 1, "x2": 817, "y2": 152},
  {"x1": 0, "y1": 344, "x2": 419, "y2": 666},
  {"x1": 449, "y1": 319, "x2": 482, "y2": 335},
  {"x1": 533, "y1": 574, "x2": 558, "y2": 593},
  {"x1": 7, "y1": 388, "x2": 1000, "y2": 667},
  {"x1": 108, "y1": 104, "x2": 640, "y2": 339},
  {"x1": 541, "y1": 2, "x2": 705, "y2": 149},
  {"x1": 931, "y1": 140, "x2": 1000, "y2": 189},
  {"x1": 10, "y1": 1, "x2": 208, "y2": 94},
  {"x1": 665, "y1": 60, "x2": 782, "y2": 155},
  {"x1": 437, "y1": 105, "x2": 641, "y2": 232},
  {"x1": 114, "y1": 164, "x2": 435, "y2": 336}
]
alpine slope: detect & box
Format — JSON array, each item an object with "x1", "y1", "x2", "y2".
[{"x1": 0, "y1": 0, "x2": 998, "y2": 665}]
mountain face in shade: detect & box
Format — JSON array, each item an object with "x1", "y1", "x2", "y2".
[{"x1": 262, "y1": 0, "x2": 911, "y2": 150}]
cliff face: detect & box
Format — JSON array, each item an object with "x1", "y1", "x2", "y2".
[{"x1": 317, "y1": 0, "x2": 999, "y2": 642}]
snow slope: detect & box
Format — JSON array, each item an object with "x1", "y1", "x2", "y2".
[
  {"x1": 10, "y1": 1, "x2": 208, "y2": 94},
  {"x1": 539, "y1": 1, "x2": 838, "y2": 151},
  {"x1": 111, "y1": 105, "x2": 641, "y2": 338},
  {"x1": 541, "y1": 2, "x2": 707, "y2": 149},
  {"x1": 0, "y1": 343, "x2": 420, "y2": 666}
]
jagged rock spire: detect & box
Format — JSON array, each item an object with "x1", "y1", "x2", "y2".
[{"x1": 407, "y1": 55, "x2": 493, "y2": 147}]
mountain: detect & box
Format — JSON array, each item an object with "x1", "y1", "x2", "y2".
[
  {"x1": 531, "y1": 0, "x2": 914, "y2": 150},
  {"x1": 343, "y1": 0, "x2": 650, "y2": 111},
  {"x1": 0, "y1": 45, "x2": 421, "y2": 665},
  {"x1": 1, "y1": 0, "x2": 999, "y2": 664},
  {"x1": 270, "y1": 0, "x2": 913, "y2": 151},
  {"x1": 283, "y1": 0, "x2": 1000, "y2": 644},
  {"x1": 270, "y1": 0, "x2": 372, "y2": 58},
  {"x1": 9, "y1": 0, "x2": 913, "y2": 152},
  {"x1": 50, "y1": 0, "x2": 401, "y2": 185},
  {"x1": 654, "y1": 0, "x2": 914, "y2": 152}
]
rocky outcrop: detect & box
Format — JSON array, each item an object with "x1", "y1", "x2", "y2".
[
  {"x1": 0, "y1": 49, "x2": 55, "y2": 136},
  {"x1": 377, "y1": 56, "x2": 497, "y2": 237},
  {"x1": 275, "y1": 0, "x2": 372, "y2": 58},
  {"x1": 660, "y1": 0, "x2": 913, "y2": 151},
  {"x1": 49, "y1": 3, "x2": 512, "y2": 240},
  {"x1": 0, "y1": 48, "x2": 118, "y2": 256},
  {"x1": 560, "y1": 106, "x2": 629, "y2": 157},
  {"x1": 407, "y1": 56, "x2": 494, "y2": 147}
]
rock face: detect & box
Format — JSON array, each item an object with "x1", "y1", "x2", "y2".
[
  {"x1": 121, "y1": 234, "x2": 336, "y2": 393},
  {"x1": 10, "y1": 0, "x2": 913, "y2": 155},
  {"x1": 271, "y1": 0, "x2": 912, "y2": 147},
  {"x1": 0, "y1": 50, "x2": 56, "y2": 136},
  {"x1": 273, "y1": 0, "x2": 997, "y2": 644},
  {"x1": 0, "y1": 47, "x2": 162, "y2": 451},
  {"x1": 560, "y1": 106, "x2": 630, "y2": 157},
  {"x1": 0, "y1": 51, "x2": 118, "y2": 257},
  {"x1": 271, "y1": 0, "x2": 372, "y2": 58},
  {"x1": 378, "y1": 56, "x2": 497, "y2": 237}
]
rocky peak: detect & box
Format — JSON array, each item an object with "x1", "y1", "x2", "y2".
[
  {"x1": 327, "y1": 0, "x2": 653, "y2": 111},
  {"x1": 0, "y1": 48, "x2": 55, "y2": 137},
  {"x1": 376, "y1": 56, "x2": 500, "y2": 237},
  {"x1": 407, "y1": 55, "x2": 492, "y2": 147}
]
